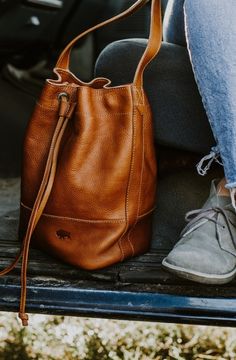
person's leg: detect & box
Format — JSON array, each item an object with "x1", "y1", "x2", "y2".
[
  {"x1": 185, "y1": 0, "x2": 236, "y2": 198},
  {"x1": 163, "y1": 0, "x2": 236, "y2": 284}
]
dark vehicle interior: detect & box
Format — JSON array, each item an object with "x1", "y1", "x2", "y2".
[{"x1": 1, "y1": 0, "x2": 234, "y2": 326}]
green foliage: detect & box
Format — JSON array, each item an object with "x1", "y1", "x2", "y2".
[
  {"x1": 85, "y1": 333, "x2": 112, "y2": 360},
  {"x1": 0, "y1": 314, "x2": 236, "y2": 359},
  {"x1": 0, "y1": 327, "x2": 32, "y2": 360}
]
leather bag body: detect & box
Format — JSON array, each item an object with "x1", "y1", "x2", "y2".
[
  {"x1": 19, "y1": 75, "x2": 157, "y2": 270},
  {"x1": 1, "y1": 0, "x2": 162, "y2": 325}
]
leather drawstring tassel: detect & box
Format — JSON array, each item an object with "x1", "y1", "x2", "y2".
[{"x1": 18, "y1": 94, "x2": 76, "y2": 326}]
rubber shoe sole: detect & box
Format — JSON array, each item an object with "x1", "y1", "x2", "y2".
[{"x1": 162, "y1": 257, "x2": 236, "y2": 285}]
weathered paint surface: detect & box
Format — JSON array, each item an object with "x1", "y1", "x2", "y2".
[{"x1": 1, "y1": 178, "x2": 236, "y2": 326}]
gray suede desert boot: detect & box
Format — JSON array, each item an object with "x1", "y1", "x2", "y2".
[{"x1": 162, "y1": 180, "x2": 236, "y2": 284}]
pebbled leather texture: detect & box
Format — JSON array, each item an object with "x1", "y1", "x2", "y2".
[
  {"x1": 20, "y1": 73, "x2": 157, "y2": 268},
  {"x1": 8, "y1": 0, "x2": 162, "y2": 325}
]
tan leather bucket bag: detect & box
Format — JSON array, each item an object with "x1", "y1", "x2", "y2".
[{"x1": 1, "y1": 0, "x2": 162, "y2": 325}]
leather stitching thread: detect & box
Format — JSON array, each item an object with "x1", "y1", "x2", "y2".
[
  {"x1": 133, "y1": 86, "x2": 144, "y2": 106},
  {"x1": 117, "y1": 88, "x2": 134, "y2": 261},
  {"x1": 126, "y1": 107, "x2": 138, "y2": 257},
  {"x1": 118, "y1": 87, "x2": 137, "y2": 260},
  {"x1": 77, "y1": 86, "x2": 130, "y2": 92},
  {"x1": 36, "y1": 102, "x2": 61, "y2": 110},
  {"x1": 75, "y1": 112, "x2": 131, "y2": 117},
  {"x1": 139, "y1": 114, "x2": 145, "y2": 217},
  {"x1": 21, "y1": 203, "x2": 126, "y2": 223},
  {"x1": 124, "y1": 91, "x2": 136, "y2": 257},
  {"x1": 21, "y1": 202, "x2": 154, "y2": 221},
  {"x1": 127, "y1": 113, "x2": 145, "y2": 256}
]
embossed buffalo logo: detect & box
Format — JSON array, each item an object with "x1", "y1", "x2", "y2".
[{"x1": 56, "y1": 230, "x2": 71, "y2": 240}]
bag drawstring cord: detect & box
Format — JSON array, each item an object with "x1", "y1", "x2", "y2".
[{"x1": 0, "y1": 94, "x2": 75, "y2": 326}]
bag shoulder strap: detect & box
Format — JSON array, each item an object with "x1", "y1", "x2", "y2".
[{"x1": 56, "y1": 0, "x2": 162, "y2": 88}]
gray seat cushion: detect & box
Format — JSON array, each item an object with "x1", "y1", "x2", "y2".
[
  {"x1": 0, "y1": 74, "x2": 35, "y2": 177},
  {"x1": 95, "y1": 39, "x2": 215, "y2": 154}
]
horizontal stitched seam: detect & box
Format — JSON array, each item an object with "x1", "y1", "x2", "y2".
[
  {"x1": 77, "y1": 87, "x2": 129, "y2": 92},
  {"x1": 75, "y1": 112, "x2": 131, "y2": 116},
  {"x1": 47, "y1": 81, "x2": 78, "y2": 88},
  {"x1": 36, "y1": 102, "x2": 59, "y2": 110},
  {"x1": 21, "y1": 203, "x2": 154, "y2": 222},
  {"x1": 21, "y1": 202, "x2": 126, "y2": 223}
]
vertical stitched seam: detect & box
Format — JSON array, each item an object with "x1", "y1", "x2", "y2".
[
  {"x1": 127, "y1": 89, "x2": 140, "y2": 255},
  {"x1": 127, "y1": 113, "x2": 145, "y2": 256},
  {"x1": 126, "y1": 107, "x2": 140, "y2": 257},
  {"x1": 118, "y1": 86, "x2": 135, "y2": 260},
  {"x1": 133, "y1": 86, "x2": 144, "y2": 106},
  {"x1": 140, "y1": 88, "x2": 144, "y2": 105},
  {"x1": 126, "y1": 105, "x2": 136, "y2": 256},
  {"x1": 139, "y1": 113, "x2": 145, "y2": 217},
  {"x1": 125, "y1": 92, "x2": 136, "y2": 256}
]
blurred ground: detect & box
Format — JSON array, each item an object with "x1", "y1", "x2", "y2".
[{"x1": 0, "y1": 313, "x2": 236, "y2": 359}]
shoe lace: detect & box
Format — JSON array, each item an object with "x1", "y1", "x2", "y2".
[{"x1": 180, "y1": 206, "x2": 236, "y2": 238}]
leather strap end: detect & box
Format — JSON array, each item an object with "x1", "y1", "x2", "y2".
[{"x1": 19, "y1": 312, "x2": 29, "y2": 326}]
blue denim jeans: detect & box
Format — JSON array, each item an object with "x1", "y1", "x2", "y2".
[{"x1": 185, "y1": 1, "x2": 236, "y2": 194}]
